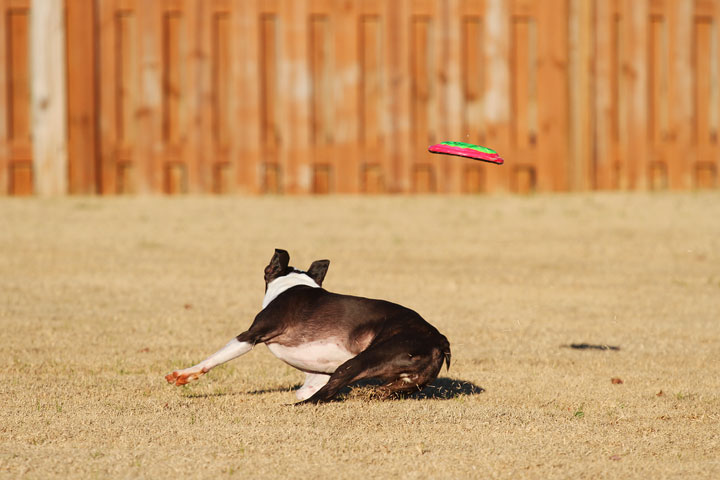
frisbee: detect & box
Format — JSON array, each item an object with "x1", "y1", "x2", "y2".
[{"x1": 428, "y1": 141, "x2": 504, "y2": 165}]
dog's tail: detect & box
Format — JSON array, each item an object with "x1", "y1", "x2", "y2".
[{"x1": 440, "y1": 336, "x2": 451, "y2": 371}]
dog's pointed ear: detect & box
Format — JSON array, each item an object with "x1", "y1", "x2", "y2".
[
  {"x1": 264, "y1": 249, "x2": 291, "y2": 283},
  {"x1": 307, "y1": 259, "x2": 330, "y2": 286}
]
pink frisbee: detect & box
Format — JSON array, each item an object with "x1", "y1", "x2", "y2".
[{"x1": 428, "y1": 141, "x2": 504, "y2": 165}]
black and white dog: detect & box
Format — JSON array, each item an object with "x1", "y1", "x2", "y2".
[{"x1": 165, "y1": 249, "x2": 451, "y2": 404}]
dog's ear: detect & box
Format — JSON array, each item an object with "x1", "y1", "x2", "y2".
[
  {"x1": 307, "y1": 259, "x2": 330, "y2": 286},
  {"x1": 264, "y1": 249, "x2": 291, "y2": 284}
]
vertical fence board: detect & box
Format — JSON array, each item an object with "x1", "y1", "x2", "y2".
[
  {"x1": 308, "y1": 11, "x2": 332, "y2": 193},
  {"x1": 31, "y1": 0, "x2": 68, "y2": 196},
  {"x1": 667, "y1": 0, "x2": 693, "y2": 189},
  {"x1": 9, "y1": 8, "x2": 31, "y2": 146},
  {"x1": 185, "y1": 0, "x2": 203, "y2": 194},
  {"x1": 386, "y1": 0, "x2": 410, "y2": 192},
  {"x1": 284, "y1": 0, "x2": 310, "y2": 193},
  {"x1": 648, "y1": 6, "x2": 669, "y2": 190},
  {"x1": 97, "y1": 0, "x2": 114, "y2": 193},
  {"x1": 693, "y1": 0, "x2": 719, "y2": 188},
  {"x1": 410, "y1": 13, "x2": 435, "y2": 192},
  {"x1": 0, "y1": 1, "x2": 7, "y2": 194},
  {"x1": 359, "y1": 10, "x2": 384, "y2": 192},
  {"x1": 483, "y1": 0, "x2": 511, "y2": 192},
  {"x1": 161, "y1": 6, "x2": 185, "y2": 194},
  {"x1": 212, "y1": 8, "x2": 231, "y2": 192},
  {"x1": 440, "y1": 0, "x2": 461, "y2": 193},
  {"x1": 538, "y1": 0, "x2": 568, "y2": 192},
  {"x1": 335, "y1": 0, "x2": 360, "y2": 193},
  {"x1": 259, "y1": 7, "x2": 280, "y2": 192},
  {"x1": 459, "y1": 0, "x2": 487, "y2": 193},
  {"x1": 510, "y1": 3, "x2": 538, "y2": 193},
  {"x1": 139, "y1": 1, "x2": 161, "y2": 193},
  {"x1": 4, "y1": 3, "x2": 33, "y2": 194},
  {"x1": 235, "y1": 0, "x2": 260, "y2": 193},
  {"x1": 568, "y1": 0, "x2": 593, "y2": 190},
  {"x1": 594, "y1": 0, "x2": 622, "y2": 189},
  {"x1": 66, "y1": 0, "x2": 98, "y2": 194},
  {"x1": 623, "y1": 0, "x2": 649, "y2": 190}
]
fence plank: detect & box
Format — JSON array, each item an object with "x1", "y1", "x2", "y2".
[
  {"x1": 2, "y1": 3, "x2": 33, "y2": 195},
  {"x1": 387, "y1": 0, "x2": 411, "y2": 193},
  {"x1": 568, "y1": 0, "x2": 592, "y2": 190},
  {"x1": 358, "y1": 6, "x2": 385, "y2": 192},
  {"x1": 335, "y1": 0, "x2": 360, "y2": 193},
  {"x1": 540, "y1": 0, "x2": 569, "y2": 192},
  {"x1": 235, "y1": 0, "x2": 260, "y2": 193},
  {"x1": 258, "y1": 4, "x2": 281, "y2": 192},
  {"x1": 623, "y1": 0, "x2": 649, "y2": 190},
  {"x1": 510, "y1": 1, "x2": 538, "y2": 193},
  {"x1": 647, "y1": 3, "x2": 669, "y2": 190},
  {"x1": 97, "y1": 0, "x2": 117, "y2": 193},
  {"x1": 284, "y1": 0, "x2": 311, "y2": 193},
  {"x1": 692, "y1": 0, "x2": 720, "y2": 188},
  {"x1": 0, "y1": 1, "x2": 10, "y2": 194},
  {"x1": 667, "y1": 0, "x2": 693, "y2": 189},
  {"x1": 478, "y1": 0, "x2": 507, "y2": 192},
  {"x1": 457, "y1": 0, "x2": 486, "y2": 193},
  {"x1": 139, "y1": 1, "x2": 162, "y2": 193},
  {"x1": 409, "y1": 3, "x2": 438, "y2": 193},
  {"x1": 66, "y1": 0, "x2": 98, "y2": 194},
  {"x1": 31, "y1": 0, "x2": 67, "y2": 196}
]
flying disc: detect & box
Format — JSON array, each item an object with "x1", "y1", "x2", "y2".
[{"x1": 428, "y1": 141, "x2": 504, "y2": 165}]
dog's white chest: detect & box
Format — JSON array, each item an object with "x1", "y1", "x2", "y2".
[{"x1": 266, "y1": 340, "x2": 355, "y2": 374}]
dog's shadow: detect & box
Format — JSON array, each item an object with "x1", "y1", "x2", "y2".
[
  {"x1": 339, "y1": 377, "x2": 485, "y2": 401},
  {"x1": 411, "y1": 377, "x2": 485, "y2": 399},
  {"x1": 189, "y1": 377, "x2": 484, "y2": 401}
]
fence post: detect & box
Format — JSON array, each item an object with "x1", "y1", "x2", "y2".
[{"x1": 30, "y1": 0, "x2": 67, "y2": 195}]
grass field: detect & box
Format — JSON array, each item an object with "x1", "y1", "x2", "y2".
[{"x1": 1, "y1": 193, "x2": 719, "y2": 479}]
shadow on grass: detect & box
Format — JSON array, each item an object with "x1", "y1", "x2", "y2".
[
  {"x1": 183, "y1": 392, "x2": 241, "y2": 399},
  {"x1": 339, "y1": 377, "x2": 485, "y2": 401},
  {"x1": 410, "y1": 377, "x2": 485, "y2": 400},
  {"x1": 185, "y1": 377, "x2": 484, "y2": 401},
  {"x1": 562, "y1": 343, "x2": 621, "y2": 351}
]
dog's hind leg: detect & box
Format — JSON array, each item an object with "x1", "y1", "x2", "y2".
[
  {"x1": 296, "y1": 334, "x2": 448, "y2": 404},
  {"x1": 374, "y1": 349, "x2": 446, "y2": 399},
  {"x1": 375, "y1": 334, "x2": 450, "y2": 398},
  {"x1": 165, "y1": 337, "x2": 253, "y2": 386},
  {"x1": 296, "y1": 373, "x2": 331, "y2": 400}
]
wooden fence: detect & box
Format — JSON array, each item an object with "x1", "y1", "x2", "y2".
[{"x1": 1, "y1": 0, "x2": 719, "y2": 195}]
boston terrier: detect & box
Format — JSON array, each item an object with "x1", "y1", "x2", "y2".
[{"x1": 165, "y1": 249, "x2": 451, "y2": 404}]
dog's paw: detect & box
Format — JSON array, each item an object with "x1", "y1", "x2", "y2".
[
  {"x1": 295, "y1": 386, "x2": 319, "y2": 401},
  {"x1": 165, "y1": 367, "x2": 205, "y2": 386}
]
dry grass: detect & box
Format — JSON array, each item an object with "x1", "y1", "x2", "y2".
[{"x1": 1, "y1": 193, "x2": 719, "y2": 479}]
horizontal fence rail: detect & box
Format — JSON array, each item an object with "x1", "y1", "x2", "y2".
[{"x1": 1, "y1": 0, "x2": 719, "y2": 195}]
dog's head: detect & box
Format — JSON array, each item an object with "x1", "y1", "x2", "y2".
[{"x1": 264, "y1": 249, "x2": 330, "y2": 290}]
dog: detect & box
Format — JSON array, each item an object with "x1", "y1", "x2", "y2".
[{"x1": 165, "y1": 249, "x2": 451, "y2": 404}]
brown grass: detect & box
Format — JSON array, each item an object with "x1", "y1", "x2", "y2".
[{"x1": 1, "y1": 193, "x2": 719, "y2": 479}]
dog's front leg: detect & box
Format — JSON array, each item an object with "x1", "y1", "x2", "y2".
[{"x1": 165, "y1": 337, "x2": 253, "y2": 386}]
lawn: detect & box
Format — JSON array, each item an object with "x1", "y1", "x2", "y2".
[{"x1": 1, "y1": 193, "x2": 719, "y2": 478}]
